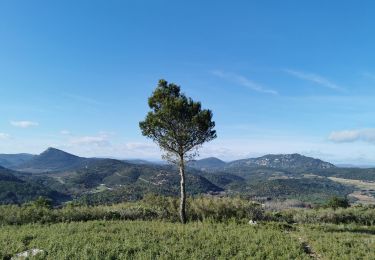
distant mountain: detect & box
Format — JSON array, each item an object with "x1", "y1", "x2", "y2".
[
  {"x1": 188, "y1": 157, "x2": 227, "y2": 170},
  {"x1": 1, "y1": 149, "x2": 223, "y2": 204},
  {"x1": 0, "y1": 148, "x2": 371, "y2": 205},
  {"x1": 15, "y1": 147, "x2": 92, "y2": 173},
  {"x1": 336, "y1": 164, "x2": 375, "y2": 169},
  {"x1": 188, "y1": 154, "x2": 336, "y2": 173},
  {"x1": 227, "y1": 154, "x2": 336, "y2": 171},
  {"x1": 0, "y1": 153, "x2": 35, "y2": 168},
  {"x1": 123, "y1": 159, "x2": 156, "y2": 165}
]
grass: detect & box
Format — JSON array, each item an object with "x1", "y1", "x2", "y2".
[
  {"x1": 299, "y1": 224, "x2": 375, "y2": 260},
  {"x1": 0, "y1": 221, "x2": 309, "y2": 260},
  {"x1": 329, "y1": 177, "x2": 375, "y2": 190},
  {"x1": 1, "y1": 220, "x2": 374, "y2": 259}
]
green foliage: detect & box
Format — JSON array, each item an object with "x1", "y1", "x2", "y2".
[
  {"x1": 140, "y1": 79, "x2": 217, "y2": 223},
  {"x1": 32, "y1": 197, "x2": 53, "y2": 209},
  {"x1": 0, "y1": 196, "x2": 373, "y2": 226},
  {"x1": 270, "y1": 206, "x2": 375, "y2": 226},
  {"x1": 0, "y1": 180, "x2": 69, "y2": 205},
  {"x1": 298, "y1": 224, "x2": 375, "y2": 259},
  {"x1": 326, "y1": 196, "x2": 350, "y2": 209},
  {"x1": 0, "y1": 166, "x2": 22, "y2": 182},
  {"x1": 139, "y1": 79, "x2": 216, "y2": 159},
  {"x1": 1, "y1": 220, "x2": 374, "y2": 259},
  {"x1": 0, "y1": 221, "x2": 312, "y2": 260},
  {"x1": 141, "y1": 195, "x2": 265, "y2": 222},
  {"x1": 228, "y1": 177, "x2": 354, "y2": 204}
]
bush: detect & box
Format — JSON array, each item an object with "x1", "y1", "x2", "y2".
[
  {"x1": 31, "y1": 196, "x2": 53, "y2": 209},
  {"x1": 326, "y1": 196, "x2": 350, "y2": 209},
  {"x1": 142, "y1": 195, "x2": 265, "y2": 222},
  {"x1": 0, "y1": 195, "x2": 373, "y2": 226}
]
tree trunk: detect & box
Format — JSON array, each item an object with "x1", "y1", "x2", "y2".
[{"x1": 179, "y1": 155, "x2": 187, "y2": 224}]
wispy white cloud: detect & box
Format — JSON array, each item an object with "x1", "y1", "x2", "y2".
[
  {"x1": 329, "y1": 128, "x2": 375, "y2": 143},
  {"x1": 0, "y1": 133, "x2": 10, "y2": 139},
  {"x1": 64, "y1": 94, "x2": 105, "y2": 106},
  {"x1": 10, "y1": 121, "x2": 39, "y2": 128},
  {"x1": 124, "y1": 142, "x2": 156, "y2": 150},
  {"x1": 68, "y1": 134, "x2": 110, "y2": 147},
  {"x1": 58, "y1": 138, "x2": 159, "y2": 160},
  {"x1": 212, "y1": 70, "x2": 278, "y2": 95},
  {"x1": 60, "y1": 130, "x2": 71, "y2": 135},
  {"x1": 284, "y1": 69, "x2": 343, "y2": 91}
]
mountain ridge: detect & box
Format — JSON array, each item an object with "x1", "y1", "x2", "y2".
[
  {"x1": 227, "y1": 153, "x2": 336, "y2": 170},
  {"x1": 188, "y1": 157, "x2": 226, "y2": 170},
  {"x1": 0, "y1": 153, "x2": 35, "y2": 168},
  {"x1": 1, "y1": 148, "x2": 370, "y2": 206},
  {"x1": 188, "y1": 153, "x2": 336, "y2": 171},
  {"x1": 15, "y1": 147, "x2": 92, "y2": 173}
]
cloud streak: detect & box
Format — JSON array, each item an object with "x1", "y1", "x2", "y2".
[
  {"x1": 329, "y1": 129, "x2": 375, "y2": 143},
  {"x1": 60, "y1": 130, "x2": 71, "y2": 135},
  {"x1": 0, "y1": 133, "x2": 10, "y2": 139},
  {"x1": 68, "y1": 134, "x2": 110, "y2": 147},
  {"x1": 10, "y1": 121, "x2": 39, "y2": 128},
  {"x1": 212, "y1": 70, "x2": 278, "y2": 95},
  {"x1": 64, "y1": 94, "x2": 105, "y2": 106},
  {"x1": 284, "y1": 69, "x2": 343, "y2": 91}
]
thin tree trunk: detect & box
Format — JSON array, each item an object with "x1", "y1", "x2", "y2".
[{"x1": 179, "y1": 155, "x2": 187, "y2": 224}]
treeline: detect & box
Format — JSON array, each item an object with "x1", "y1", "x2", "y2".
[{"x1": 0, "y1": 195, "x2": 374, "y2": 226}]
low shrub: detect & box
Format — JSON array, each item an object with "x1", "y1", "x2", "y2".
[{"x1": 0, "y1": 195, "x2": 373, "y2": 226}]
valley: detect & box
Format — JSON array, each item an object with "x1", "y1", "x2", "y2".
[{"x1": 0, "y1": 148, "x2": 374, "y2": 206}]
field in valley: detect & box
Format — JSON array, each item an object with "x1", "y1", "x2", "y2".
[{"x1": 329, "y1": 177, "x2": 375, "y2": 204}]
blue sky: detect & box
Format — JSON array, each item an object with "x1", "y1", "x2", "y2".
[{"x1": 1, "y1": 1, "x2": 375, "y2": 164}]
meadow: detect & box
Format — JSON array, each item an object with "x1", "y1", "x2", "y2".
[
  {"x1": 0, "y1": 196, "x2": 374, "y2": 259},
  {"x1": 0, "y1": 221, "x2": 374, "y2": 259}
]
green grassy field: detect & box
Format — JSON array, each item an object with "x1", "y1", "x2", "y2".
[
  {"x1": 0, "y1": 220, "x2": 374, "y2": 260},
  {"x1": 298, "y1": 224, "x2": 375, "y2": 260}
]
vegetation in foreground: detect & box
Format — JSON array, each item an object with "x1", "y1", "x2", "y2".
[
  {"x1": 0, "y1": 196, "x2": 374, "y2": 226},
  {"x1": 0, "y1": 220, "x2": 374, "y2": 259},
  {"x1": 0, "y1": 196, "x2": 374, "y2": 259}
]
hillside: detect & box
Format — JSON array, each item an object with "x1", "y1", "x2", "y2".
[
  {"x1": 0, "y1": 166, "x2": 22, "y2": 182},
  {"x1": 59, "y1": 159, "x2": 222, "y2": 203},
  {"x1": 15, "y1": 148, "x2": 91, "y2": 173},
  {"x1": 0, "y1": 153, "x2": 34, "y2": 168},
  {"x1": 0, "y1": 166, "x2": 70, "y2": 205},
  {"x1": 1, "y1": 148, "x2": 374, "y2": 205},
  {"x1": 188, "y1": 155, "x2": 371, "y2": 204},
  {"x1": 227, "y1": 153, "x2": 336, "y2": 171},
  {"x1": 188, "y1": 157, "x2": 226, "y2": 171},
  {"x1": 188, "y1": 154, "x2": 336, "y2": 173},
  {"x1": 0, "y1": 150, "x2": 224, "y2": 205}
]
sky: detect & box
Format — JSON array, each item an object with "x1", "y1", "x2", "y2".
[{"x1": 1, "y1": 1, "x2": 375, "y2": 164}]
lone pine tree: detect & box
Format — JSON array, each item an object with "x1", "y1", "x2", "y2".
[{"x1": 139, "y1": 79, "x2": 216, "y2": 223}]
